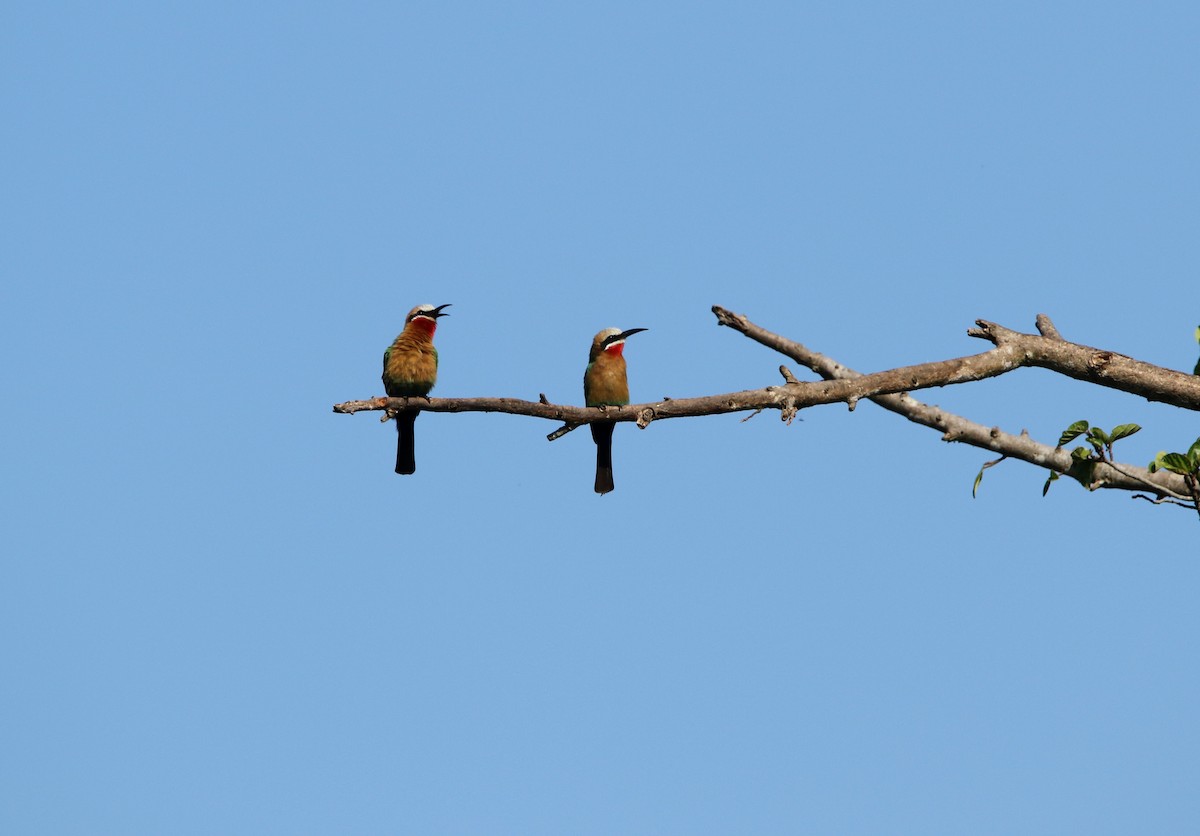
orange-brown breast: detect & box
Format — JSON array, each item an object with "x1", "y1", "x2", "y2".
[
  {"x1": 383, "y1": 323, "x2": 439, "y2": 397},
  {"x1": 584, "y1": 350, "x2": 629, "y2": 406}
]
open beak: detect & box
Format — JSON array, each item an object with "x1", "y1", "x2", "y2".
[{"x1": 432, "y1": 303, "x2": 452, "y2": 317}]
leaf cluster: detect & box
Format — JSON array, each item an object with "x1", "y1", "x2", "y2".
[
  {"x1": 1041, "y1": 420, "x2": 1141, "y2": 496},
  {"x1": 1148, "y1": 439, "x2": 1200, "y2": 480}
]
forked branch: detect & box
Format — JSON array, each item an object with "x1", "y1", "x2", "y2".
[{"x1": 711, "y1": 306, "x2": 1194, "y2": 502}]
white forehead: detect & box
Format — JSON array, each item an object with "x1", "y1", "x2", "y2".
[
  {"x1": 599, "y1": 327, "x2": 621, "y2": 339},
  {"x1": 414, "y1": 303, "x2": 438, "y2": 313}
]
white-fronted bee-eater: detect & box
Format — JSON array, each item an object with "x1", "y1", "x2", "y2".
[
  {"x1": 583, "y1": 327, "x2": 647, "y2": 494},
  {"x1": 382, "y1": 303, "x2": 451, "y2": 474}
]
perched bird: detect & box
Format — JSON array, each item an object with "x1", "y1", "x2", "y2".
[
  {"x1": 382, "y1": 303, "x2": 451, "y2": 474},
  {"x1": 583, "y1": 327, "x2": 648, "y2": 494}
]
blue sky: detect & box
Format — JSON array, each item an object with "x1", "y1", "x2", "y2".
[{"x1": 3, "y1": 2, "x2": 1199, "y2": 833}]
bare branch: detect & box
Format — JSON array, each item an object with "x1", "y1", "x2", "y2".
[
  {"x1": 1133, "y1": 493, "x2": 1200, "y2": 518},
  {"x1": 1035, "y1": 313, "x2": 1062, "y2": 340},
  {"x1": 333, "y1": 337, "x2": 1039, "y2": 433},
  {"x1": 710, "y1": 306, "x2": 1192, "y2": 499},
  {"x1": 1133, "y1": 493, "x2": 1191, "y2": 507},
  {"x1": 546, "y1": 423, "x2": 580, "y2": 441},
  {"x1": 716, "y1": 306, "x2": 1200, "y2": 411},
  {"x1": 967, "y1": 320, "x2": 1200, "y2": 409}
]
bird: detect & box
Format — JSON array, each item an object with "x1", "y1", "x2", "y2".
[
  {"x1": 583, "y1": 327, "x2": 648, "y2": 494},
  {"x1": 382, "y1": 303, "x2": 451, "y2": 474}
]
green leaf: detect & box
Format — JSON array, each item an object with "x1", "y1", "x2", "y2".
[
  {"x1": 1160, "y1": 452, "x2": 1195, "y2": 475},
  {"x1": 1148, "y1": 451, "x2": 1167, "y2": 473},
  {"x1": 1195, "y1": 325, "x2": 1200, "y2": 345},
  {"x1": 1108, "y1": 423, "x2": 1141, "y2": 442},
  {"x1": 1057, "y1": 420, "x2": 1089, "y2": 448},
  {"x1": 1067, "y1": 457, "x2": 1097, "y2": 489},
  {"x1": 972, "y1": 457, "x2": 1008, "y2": 497},
  {"x1": 1087, "y1": 427, "x2": 1111, "y2": 445},
  {"x1": 1071, "y1": 446, "x2": 1092, "y2": 460},
  {"x1": 1042, "y1": 470, "x2": 1059, "y2": 496},
  {"x1": 1188, "y1": 437, "x2": 1200, "y2": 465}
]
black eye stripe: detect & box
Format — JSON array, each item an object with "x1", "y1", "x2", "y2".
[
  {"x1": 603, "y1": 327, "x2": 646, "y2": 347},
  {"x1": 408, "y1": 303, "x2": 451, "y2": 322}
]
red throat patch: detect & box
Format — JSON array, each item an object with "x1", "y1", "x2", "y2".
[
  {"x1": 605, "y1": 342, "x2": 625, "y2": 356},
  {"x1": 410, "y1": 316, "x2": 438, "y2": 336}
]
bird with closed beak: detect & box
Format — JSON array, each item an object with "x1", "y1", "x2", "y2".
[{"x1": 583, "y1": 327, "x2": 647, "y2": 494}]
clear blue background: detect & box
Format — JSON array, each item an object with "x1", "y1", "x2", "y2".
[{"x1": 4, "y1": 2, "x2": 1198, "y2": 833}]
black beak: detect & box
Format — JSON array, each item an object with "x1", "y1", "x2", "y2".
[
  {"x1": 433, "y1": 303, "x2": 452, "y2": 317},
  {"x1": 619, "y1": 327, "x2": 647, "y2": 340}
]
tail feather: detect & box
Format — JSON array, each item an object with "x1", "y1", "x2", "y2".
[
  {"x1": 591, "y1": 421, "x2": 615, "y2": 495},
  {"x1": 395, "y1": 411, "x2": 418, "y2": 475}
]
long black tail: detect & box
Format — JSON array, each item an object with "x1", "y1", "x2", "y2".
[
  {"x1": 395, "y1": 411, "x2": 418, "y2": 475},
  {"x1": 591, "y1": 421, "x2": 615, "y2": 494}
]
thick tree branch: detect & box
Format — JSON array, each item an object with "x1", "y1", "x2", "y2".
[
  {"x1": 710, "y1": 306, "x2": 1193, "y2": 500},
  {"x1": 968, "y1": 320, "x2": 1200, "y2": 409}
]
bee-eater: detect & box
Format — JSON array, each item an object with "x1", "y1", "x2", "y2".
[
  {"x1": 382, "y1": 303, "x2": 450, "y2": 474},
  {"x1": 583, "y1": 327, "x2": 647, "y2": 494}
]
